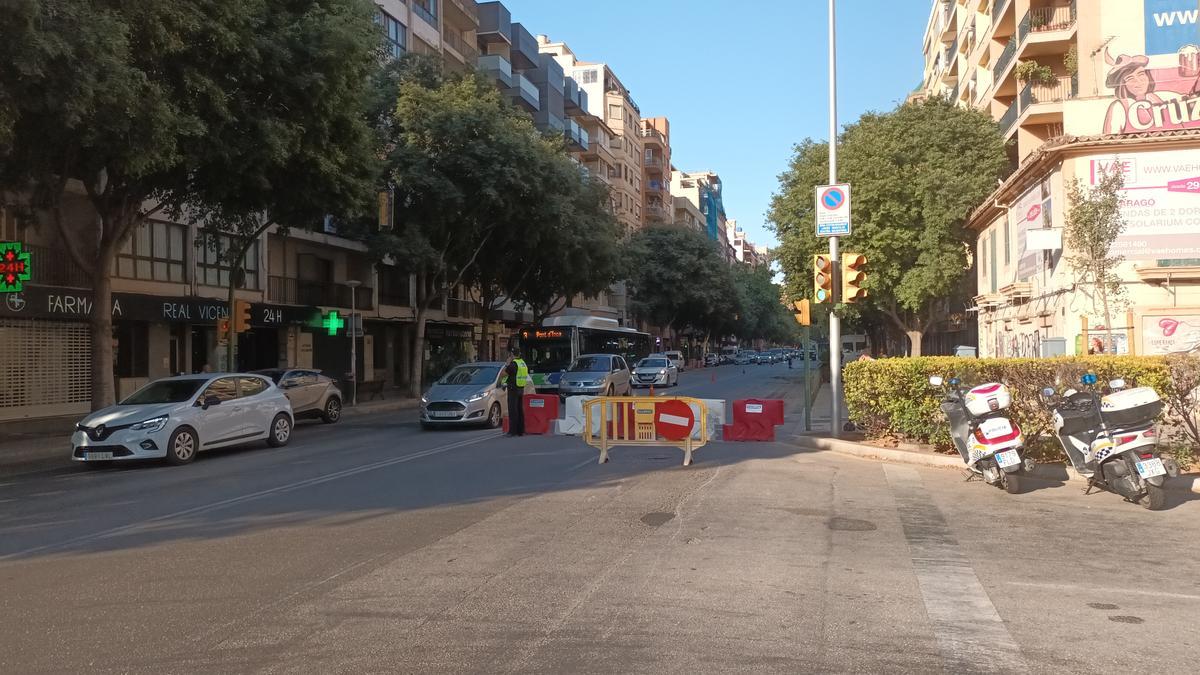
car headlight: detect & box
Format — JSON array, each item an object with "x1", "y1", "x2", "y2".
[
  {"x1": 130, "y1": 415, "x2": 168, "y2": 432},
  {"x1": 468, "y1": 392, "x2": 487, "y2": 402},
  {"x1": 420, "y1": 394, "x2": 429, "y2": 405},
  {"x1": 659, "y1": 369, "x2": 666, "y2": 375}
]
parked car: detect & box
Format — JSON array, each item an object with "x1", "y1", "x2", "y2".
[
  {"x1": 71, "y1": 373, "x2": 294, "y2": 466},
  {"x1": 254, "y1": 368, "x2": 343, "y2": 423},
  {"x1": 663, "y1": 350, "x2": 686, "y2": 372},
  {"x1": 703, "y1": 353, "x2": 720, "y2": 367},
  {"x1": 559, "y1": 354, "x2": 632, "y2": 397},
  {"x1": 735, "y1": 351, "x2": 756, "y2": 365},
  {"x1": 632, "y1": 356, "x2": 679, "y2": 388},
  {"x1": 419, "y1": 362, "x2": 507, "y2": 429}
]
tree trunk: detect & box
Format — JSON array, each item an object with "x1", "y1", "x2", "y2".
[
  {"x1": 1099, "y1": 280, "x2": 1116, "y2": 355},
  {"x1": 90, "y1": 262, "x2": 116, "y2": 410},
  {"x1": 226, "y1": 274, "x2": 238, "y2": 371},
  {"x1": 478, "y1": 290, "x2": 492, "y2": 362},
  {"x1": 906, "y1": 330, "x2": 924, "y2": 357},
  {"x1": 408, "y1": 304, "x2": 428, "y2": 399}
]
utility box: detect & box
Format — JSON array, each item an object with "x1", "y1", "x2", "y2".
[
  {"x1": 954, "y1": 345, "x2": 977, "y2": 358},
  {"x1": 1042, "y1": 337, "x2": 1067, "y2": 357}
]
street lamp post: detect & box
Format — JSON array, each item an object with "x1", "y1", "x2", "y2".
[{"x1": 345, "y1": 280, "x2": 361, "y2": 407}]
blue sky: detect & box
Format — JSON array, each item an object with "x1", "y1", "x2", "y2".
[{"x1": 502, "y1": 0, "x2": 931, "y2": 249}]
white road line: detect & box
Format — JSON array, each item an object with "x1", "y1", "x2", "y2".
[
  {"x1": 884, "y1": 464, "x2": 1029, "y2": 674},
  {"x1": 0, "y1": 432, "x2": 501, "y2": 561},
  {"x1": 1005, "y1": 581, "x2": 1200, "y2": 602}
]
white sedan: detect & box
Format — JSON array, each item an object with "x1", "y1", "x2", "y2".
[{"x1": 71, "y1": 374, "x2": 294, "y2": 466}]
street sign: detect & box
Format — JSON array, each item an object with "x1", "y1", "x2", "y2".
[
  {"x1": 655, "y1": 399, "x2": 694, "y2": 441},
  {"x1": 349, "y1": 313, "x2": 364, "y2": 338},
  {"x1": 815, "y1": 183, "x2": 851, "y2": 237}
]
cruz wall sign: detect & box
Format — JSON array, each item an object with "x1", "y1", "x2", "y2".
[
  {"x1": 815, "y1": 184, "x2": 852, "y2": 237},
  {"x1": 0, "y1": 242, "x2": 32, "y2": 293}
]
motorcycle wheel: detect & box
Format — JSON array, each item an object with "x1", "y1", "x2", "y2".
[
  {"x1": 1001, "y1": 470, "x2": 1022, "y2": 495},
  {"x1": 1140, "y1": 484, "x2": 1167, "y2": 511}
]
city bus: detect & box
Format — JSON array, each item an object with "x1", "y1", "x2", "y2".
[{"x1": 517, "y1": 316, "x2": 652, "y2": 393}]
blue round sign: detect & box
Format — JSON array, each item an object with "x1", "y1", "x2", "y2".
[{"x1": 821, "y1": 187, "x2": 845, "y2": 210}]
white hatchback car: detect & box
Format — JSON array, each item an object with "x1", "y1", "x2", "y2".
[{"x1": 71, "y1": 374, "x2": 294, "y2": 466}]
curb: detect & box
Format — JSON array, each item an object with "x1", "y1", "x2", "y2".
[
  {"x1": 789, "y1": 435, "x2": 1200, "y2": 495},
  {"x1": 343, "y1": 399, "x2": 419, "y2": 418}
]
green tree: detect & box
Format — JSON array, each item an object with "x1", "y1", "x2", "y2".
[
  {"x1": 769, "y1": 98, "x2": 1009, "y2": 356},
  {"x1": 1064, "y1": 167, "x2": 1126, "y2": 351},
  {"x1": 371, "y1": 70, "x2": 567, "y2": 394},
  {"x1": 624, "y1": 226, "x2": 740, "y2": 344},
  {"x1": 0, "y1": 0, "x2": 380, "y2": 407}
]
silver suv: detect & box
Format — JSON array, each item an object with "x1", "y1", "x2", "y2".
[{"x1": 558, "y1": 354, "x2": 632, "y2": 397}]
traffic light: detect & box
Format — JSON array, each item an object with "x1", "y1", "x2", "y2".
[
  {"x1": 813, "y1": 254, "x2": 834, "y2": 304},
  {"x1": 793, "y1": 299, "x2": 811, "y2": 326},
  {"x1": 233, "y1": 299, "x2": 252, "y2": 333},
  {"x1": 217, "y1": 318, "x2": 231, "y2": 337},
  {"x1": 841, "y1": 253, "x2": 867, "y2": 303}
]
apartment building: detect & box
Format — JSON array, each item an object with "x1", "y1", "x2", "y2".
[
  {"x1": 728, "y1": 221, "x2": 767, "y2": 266},
  {"x1": 671, "y1": 170, "x2": 731, "y2": 257},
  {"x1": 922, "y1": 0, "x2": 1200, "y2": 358}
]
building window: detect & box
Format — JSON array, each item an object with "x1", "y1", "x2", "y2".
[
  {"x1": 608, "y1": 104, "x2": 622, "y2": 121},
  {"x1": 198, "y1": 234, "x2": 260, "y2": 290},
  {"x1": 379, "y1": 265, "x2": 411, "y2": 306},
  {"x1": 1004, "y1": 220, "x2": 1010, "y2": 264},
  {"x1": 375, "y1": 10, "x2": 406, "y2": 59},
  {"x1": 116, "y1": 221, "x2": 187, "y2": 283},
  {"x1": 579, "y1": 69, "x2": 597, "y2": 84}
]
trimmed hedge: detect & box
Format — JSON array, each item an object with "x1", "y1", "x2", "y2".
[{"x1": 843, "y1": 356, "x2": 1178, "y2": 455}]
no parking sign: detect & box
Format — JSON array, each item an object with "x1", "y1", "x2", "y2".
[{"x1": 815, "y1": 183, "x2": 851, "y2": 237}]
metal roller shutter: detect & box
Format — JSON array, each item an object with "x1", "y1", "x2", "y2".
[{"x1": 0, "y1": 319, "x2": 91, "y2": 420}]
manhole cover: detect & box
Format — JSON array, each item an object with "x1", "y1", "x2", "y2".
[
  {"x1": 641, "y1": 512, "x2": 675, "y2": 527},
  {"x1": 827, "y1": 517, "x2": 877, "y2": 532}
]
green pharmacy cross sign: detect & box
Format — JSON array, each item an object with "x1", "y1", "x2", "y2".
[
  {"x1": 0, "y1": 242, "x2": 32, "y2": 293},
  {"x1": 322, "y1": 310, "x2": 345, "y2": 336}
]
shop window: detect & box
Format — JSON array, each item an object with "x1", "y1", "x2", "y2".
[
  {"x1": 198, "y1": 234, "x2": 260, "y2": 290},
  {"x1": 116, "y1": 322, "x2": 150, "y2": 378},
  {"x1": 116, "y1": 221, "x2": 186, "y2": 283}
]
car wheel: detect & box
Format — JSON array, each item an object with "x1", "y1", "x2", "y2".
[
  {"x1": 606, "y1": 384, "x2": 615, "y2": 397},
  {"x1": 165, "y1": 426, "x2": 199, "y2": 466},
  {"x1": 322, "y1": 396, "x2": 342, "y2": 424},
  {"x1": 267, "y1": 413, "x2": 292, "y2": 447},
  {"x1": 486, "y1": 402, "x2": 502, "y2": 429}
]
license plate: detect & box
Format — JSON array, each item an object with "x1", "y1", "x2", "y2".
[
  {"x1": 979, "y1": 417, "x2": 1013, "y2": 439},
  {"x1": 1136, "y1": 458, "x2": 1166, "y2": 478},
  {"x1": 86, "y1": 451, "x2": 114, "y2": 461},
  {"x1": 431, "y1": 411, "x2": 460, "y2": 419},
  {"x1": 994, "y1": 449, "x2": 1020, "y2": 468}
]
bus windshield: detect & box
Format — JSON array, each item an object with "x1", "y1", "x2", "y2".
[{"x1": 525, "y1": 338, "x2": 572, "y2": 372}]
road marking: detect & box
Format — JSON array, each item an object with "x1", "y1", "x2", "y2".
[
  {"x1": 1006, "y1": 581, "x2": 1200, "y2": 602},
  {"x1": 0, "y1": 432, "x2": 501, "y2": 561},
  {"x1": 884, "y1": 465, "x2": 1029, "y2": 674}
]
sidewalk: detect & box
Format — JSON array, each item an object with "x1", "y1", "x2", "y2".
[
  {"x1": 0, "y1": 397, "x2": 418, "y2": 477},
  {"x1": 788, "y1": 386, "x2": 1200, "y2": 495}
]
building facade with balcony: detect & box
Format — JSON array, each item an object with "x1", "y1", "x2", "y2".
[
  {"x1": 671, "y1": 170, "x2": 728, "y2": 252},
  {"x1": 922, "y1": 0, "x2": 1200, "y2": 358},
  {"x1": 640, "y1": 118, "x2": 673, "y2": 225}
]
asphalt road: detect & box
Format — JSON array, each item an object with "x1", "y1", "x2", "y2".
[{"x1": 3, "y1": 362, "x2": 1200, "y2": 673}]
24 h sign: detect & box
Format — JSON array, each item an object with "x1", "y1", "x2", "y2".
[{"x1": 0, "y1": 242, "x2": 32, "y2": 293}]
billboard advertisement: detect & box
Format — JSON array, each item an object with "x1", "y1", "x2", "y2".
[
  {"x1": 1081, "y1": 149, "x2": 1200, "y2": 260},
  {"x1": 1141, "y1": 313, "x2": 1200, "y2": 354},
  {"x1": 1012, "y1": 185, "x2": 1046, "y2": 281},
  {"x1": 1145, "y1": 0, "x2": 1200, "y2": 56}
]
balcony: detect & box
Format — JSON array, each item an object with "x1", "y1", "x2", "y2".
[
  {"x1": 509, "y1": 72, "x2": 539, "y2": 111},
  {"x1": 992, "y1": 38, "x2": 1017, "y2": 86},
  {"x1": 564, "y1": 77, "x2": 583, "y2": 114},
  {"x1": 442, "y1": 0, "x2": 479, "y2": 29},
  {"x1": 442, "y1": 28, "x2": 478, "y2": 63},
  {"x1": 939, "y1": 1, "x2": 955, "y2": 40},
  {"x1": 639, "y1": 126, "x2": 667, "y2": 149},
  {"x1": 645, "y1": 179, "x2": 668, "y2": 194},
  {"x1": 1017, "y1": 1, "x2": 1078, "y2": 57},
  {"x1": 643, "y1": 156, "x2": 664, "y2": 170},
  {"x1": 478, "y1": 53, "x2": 512, "y2": 87},
  {"x1": 412, "y1": 1, "x2": 437, "y2": 28},
  {"x1": 446, "y1": 298, "x2": 482, "y2": 320},
  {"x1": 510, "y1": 22, "x2": 538, "y2": 70},
  {"x1": 269, "y1": 276, "x2": 374, "y2": 310},
  {"x1": 998, "y1": 100, "x2": 1018, "y2": 137},
  {"x1": 992, "y1": 0, "x2": 1012, "y2": 24},
  {"x1": 1019, "y1": 75, "x2": 1076, "y2": 108},
  {"x1": 565, "y1": 119, "x2": 587, "y2": 151},
  {"x1": 27, "y1": 244, "x2": 91, "y2": 288},
  {"x1": 476, "y1": 1, "x2": 511, "y2": 45},
  {"x1": 645, "y1": 202, "x2": 670, "y2": 222}
]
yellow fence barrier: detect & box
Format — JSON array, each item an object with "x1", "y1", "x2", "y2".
[{"x1": 582, "y1": 396, "x2": 710, "y2": 466}]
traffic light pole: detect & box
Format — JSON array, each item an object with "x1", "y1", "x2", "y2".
[{"x1": 827, "y1": 0, "x2": 842, "y2": 438}]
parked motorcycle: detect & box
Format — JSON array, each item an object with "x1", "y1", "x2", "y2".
[
  {"x1": 1040, "y1": 374, "x2": 1179, "y2": 510},
  {"x1": 930, "y1": 376, "x2": 1034, "y2": 493}
]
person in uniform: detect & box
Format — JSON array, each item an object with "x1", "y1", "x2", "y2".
[{"x1": 504, "y1": 346, "x2": 529, "y2": 436}]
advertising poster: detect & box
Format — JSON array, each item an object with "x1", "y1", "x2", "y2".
[
  {"x1": 1012, "y1": 184, "x2": 1046, "y2": 281},
  {"x1": 1082, "y1": 149, "x2": 1200, "y2": 260},
  {"x1": 1142, "y1": 313, "x2": 1200, "y2": 354}
]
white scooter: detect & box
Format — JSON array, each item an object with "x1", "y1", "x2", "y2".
[
  {"x1": 1040, "y1": 374, "x2": 1179, "y2": 510},
  {"x1": 930, "y1": 376, "x2": 1034, "y2": 494}
]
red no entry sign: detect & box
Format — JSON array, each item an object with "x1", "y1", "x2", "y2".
[{"x1": 655, "y1": 399, "x2": 694, "y2": 441}]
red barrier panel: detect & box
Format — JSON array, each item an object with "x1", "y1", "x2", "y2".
[
  {"x1": 523, "y1": 394, "x2": 560, "y2": 435},
  {"x1": 722, "y1": 399, "x2": 785, "y2": 441}
]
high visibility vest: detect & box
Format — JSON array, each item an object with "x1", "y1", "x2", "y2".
[{"x1": 514, "y1": 359, "x2": 529, "y2": 388}]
